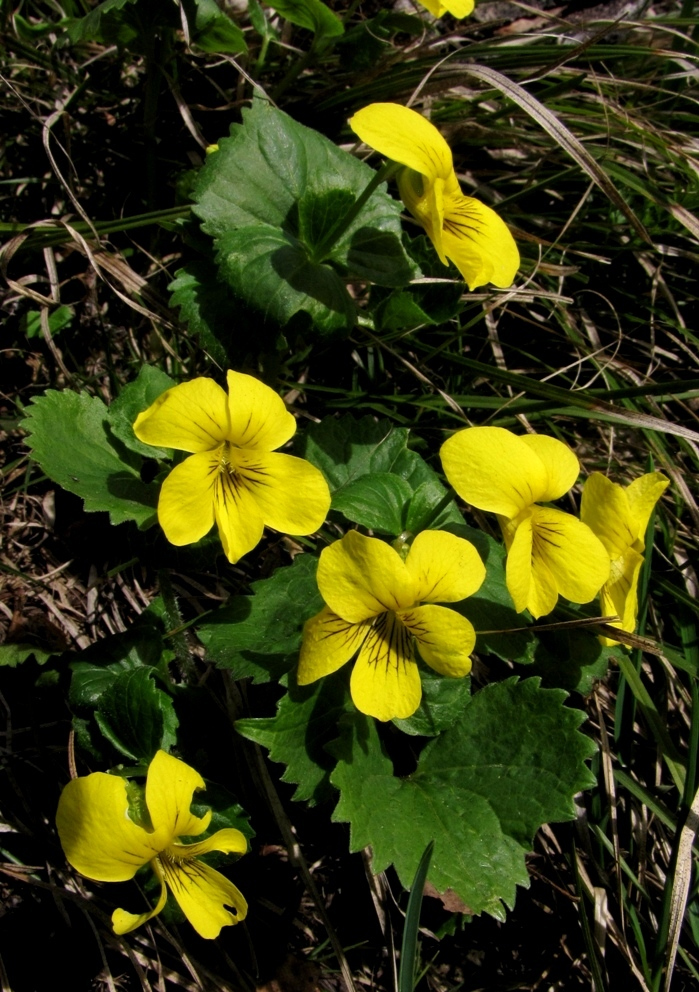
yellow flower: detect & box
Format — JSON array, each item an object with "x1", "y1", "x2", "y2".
[
  {"x1": 297, "y1": 529, "x2": 485, "y2": 721},
  {"x1": 56, "y1": 750, "x2": 248, "y2": 939},
  {"x1": 440, "y1": 427, "x2": 610, "y2": 619},
  {"x1": 133, "y1": 370, "x2": 331, "y2": 564},
  {"x1": 581, "y1": 471, "x2": 668, "y2": 645},
  {"x1": 418, "y1": 0, "x2": 475, "y2": 17},
  {"x1": 348, "y1": 103, "x2": 519, "y2": 290}
]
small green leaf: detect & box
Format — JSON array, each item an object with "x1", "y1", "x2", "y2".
[
  {"x1": 393, "y1": 668, "x2": 471, "y2": 737},
  {"x1": 0, "y1": 643, "x2": 54, "y2": 667},
  {"x1": 169, "y1": 262, "x2": 246, "y2": 366},
  {"x1": 331, "y1": 678, "x2": 595, "y2": 919},
  {"x1": 186, "y1": 0, "x2": 247, "y2": 53},
  {"x1": 199, "y1": 555, "x2": 323, "y2": 682},
  {"x1": 331, "y1": 473, "x2": 412, "y2": 535},
  {"x1": 236, "y1": 672, "x2": 351, "y2": 805},
  {"x1": 94, "y1": 667, "x2": 179, "y2": 762},
  {"x1": 265, "y1": 0, "x2": 343, "y2": 40},
  {"x1": 299, "y1": 415, "x2": 412, "y2": 493},
  {"x1": 190, "y1": 784, "x2": 255, "y2": 842},
  {"x1": 21, "y1": 305, "x2": 74, "y2": 339},
  {"x1": 22, "y1": 390, "x2": 159, "y2": 527},
  {"x1": 108, "y1": 365, "x2": 175, "y2": 459},
  {"x1": 66, "y1": 0, "x2": 138, "y2": 44}
]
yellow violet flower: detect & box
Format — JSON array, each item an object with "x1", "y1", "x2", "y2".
[
  {"x1": 297, "y1": 529, "x2": 485, "y2": 722},
  {"x1": 418, "y1": 0, "x2": 475, "y2": 18},
  {"x1": 55, "y1": 750, "x2": 248, "y2": 939},
  {"x1": 133, "y1": 370, "x2": 331, "y2": 564},
  {"x1": 440, "y1": 427, "x2": 610, "y2": 619},
  {"x1": 348, "y1": 102, "x2": 519, "y2": 290},
  {"x1": 581, "y1": 471, "x2": 668, "y2": 645}
]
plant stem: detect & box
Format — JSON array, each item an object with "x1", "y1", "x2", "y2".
[{"x1": 313, "y1": 160, "x2": 401, "y2": 261}]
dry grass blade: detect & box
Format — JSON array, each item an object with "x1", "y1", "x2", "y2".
[
  {"x1": 461, "y1": 64, "x2": 652, "y2": 245},
  {"x1": 662, "y1": 786, "x2": 699, "y2": 992}
]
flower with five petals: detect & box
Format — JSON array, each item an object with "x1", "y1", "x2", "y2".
[
  {"x1": 56, "y1": 750, "x2": 248, "y2": 939},
  {"x1": 581, "y1": 471, "x2": 668, "y2": 645},
  {"x1": 297, "y1": 529, "x2": 485, "y2": 721},
  {"x1": 133, "y1": 370, "x2": 331, "y2": 564},
  {"x1": 440, "y1": 426, "x2": 610, "y2": 619},
  {"x1": 348, "y1": 103, "x2": 519, "y2": 290}
]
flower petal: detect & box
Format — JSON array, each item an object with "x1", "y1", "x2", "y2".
[
  {"x1": 531, "y1": 506, "x2": 610, "y2": 607},
  {"x1": 212, "y1": 462, "x2": 265, "y2": 564},
  {"x1": 157, "y1": 451, "x2": 217, "y2": 547},
  {"x1": 397, "y1": 170, "x2": 448, "y2": 265},
  {"x1": 518, "y1": 434, "x2": 579, "y2": 502},
  {"x1": 234, "y1": 451, "x2": 331, "y2": 536},
  {"x1": 440, "y1": 194, "x2": 519, "y2": 290},
  {"x1": 580, "y1": 473, "x2": 636, "y2": 559},
  {"x1": 112, "y1": 859, "x2": 168, "y2": 935},
  {"x1": 400, "y1": 604, "x2": 475, "y2": 676},
  {"x1": 405, "y1": 530, "x2": 485, "y2": 603},
  {"x1": 297, "y1": 607, "x2": 369, "y2": 684},
  {"x1": 440, "y1": 426, "x2": 549, "y2": 519},
  {"x1": 418, "y1": 0, "x2": 474, "y2": 15},
  {"x1": 502, "y1": 512, "x2": 553, "y2": 616},
  {"x1": 603, "y1": 547, "x2": 644, "y2": 631},
  {"x1": 350, "y1": 613, "x2": 421, "y2": 721},
  {"x1": 173, "y1": 828, "x2": 247, "y2": 860},
  {"x1": 348, "y1": 103, "x2": 453, "y2": 180},
  {"x1": 145, "y1": 751, "x2": 211, "y2": 845},
  {"x1": 133, "y1": 378, "x2": 229, "y2": 453},
  {"x1": 56, "y1": 773, "x2": 160, "y2": 882},
  {"x1": 160, "y1": 857, "x2": 247, "y2": 939},
  {"x1": 317, "y1": 531, "x2": 414, "y2": 623},
  {"x1": 226, "y1": 370, "x2": 296, "y2": 451},
  {"x1": 625, "y1": 472, "x2": 668, "y2": 548}
]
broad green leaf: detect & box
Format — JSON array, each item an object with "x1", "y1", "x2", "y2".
[
  {"x1": 331, "y1": 473, "x2": 413, "y2": 535},
  {"x1": 186, "y1": 0, "x2": 247, "y2": 53},
  {"x1": 108, "y1": 365, "x2": 175, "y2": 459},
  {"x1": 94, "y1": 667, "x2": 179, "y2": 762},
  {"x1": 0, "y1": 643, "x2": 53, "y2": 667},
  {"x1": 265, "y1": 0, "x2": 343, "y2": 40},
  {"x1": 169, "y1": 262, "x2": 253, "y2": 367},
  {"x1": 337, "y1": 10, "x2": 422, "y2": 70},
  {"x1": 22, "y1": 390, "x2": 158, "y2": 527},
  {"x1": 331, "y1": 678, "x2": 596, "y2": 918},
  {"x1": 66, "y1": 0, "x2": 137, "y2": 43},
  {"x1": 529, "y1": 623, "x2": 622, "y2": 695},
  {"x1": 198, "y1": 555, "x2": 323, "y2": 682},
  {"x1": 236, "y1": 672, "x2": 352, "y2": 805},
  {"x1": 393, "y1": 668, "x2": 472, "y2": 737},
  {"x1": 300, "y1": 415, "x2": 415, "y2": 493},
  {"x1": 215, "y1": 226, "x2": 355, "y2": 336},
  {"x1": 194, "y1": 98, "x2": 413, "y2": 333},
  {"x1": 405, "y1": 480, "x2": 463, "y2": 532}
]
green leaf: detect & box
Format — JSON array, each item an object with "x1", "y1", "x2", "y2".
[
  {"x1": 186, "y1": 0, "x2": 247, "y2": 53},
  {"x1": 529, "y1": 623, "x2": 621, "y2": 695},
  {"x1": 265, "y1": 0, "x2": 344, "y2": 40},
  {"x1": 300, "y1": 415, "x2": 412, "y2": 493},
  {"x1": 66, "y1": 0, "x2": 138, "y2": 44},
  {"x1": 331, "y1": 678, "x2": 595, "y2": 919},
  {"x1": 94, "y1": 667, "x2": 179, "y2": 762},
  {"x1": 108, "y1": 365, "x2": 175, "y2": 460},
  {"x1": 190, "y1": 784, "x2": 255, "y2": 843},
  {"x1": 22, "y1": 390, "x2": 159, "y2": 527},
  {"x1": 198, "y1": 555, "x2": 323, "y2": 682},
  {"x1": 194, "y1": 98, "x2": 413, "y2": 333},
  {"x1": 393, "y1": 668, "x2": 472, "y2": 737},
  {"x1": 168, "y1": 259, "x2": 262, "y2": 368},
  {"x1": 0, "y1": 643, "x2": 54, "y2": 667},
  {"x1": 21, "y1": 305, "x2": 74, "y2": 339},
  {"x1": 215, "y1": 226, "x2": 355, "y2": 336},
  {"x1": 236, "y1": 672, "x2": 352, "y2": 805},
  {"x1": 331, "y1": 473, "x2": 413, "y2": 535}
]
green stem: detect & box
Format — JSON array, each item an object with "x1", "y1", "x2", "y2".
[
  {"x1": 313, "y1": 160, "x2": 402, "y2": 262},
  {"x1": 1, "y1": 206, "x2": 191, "y2": 250}
]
